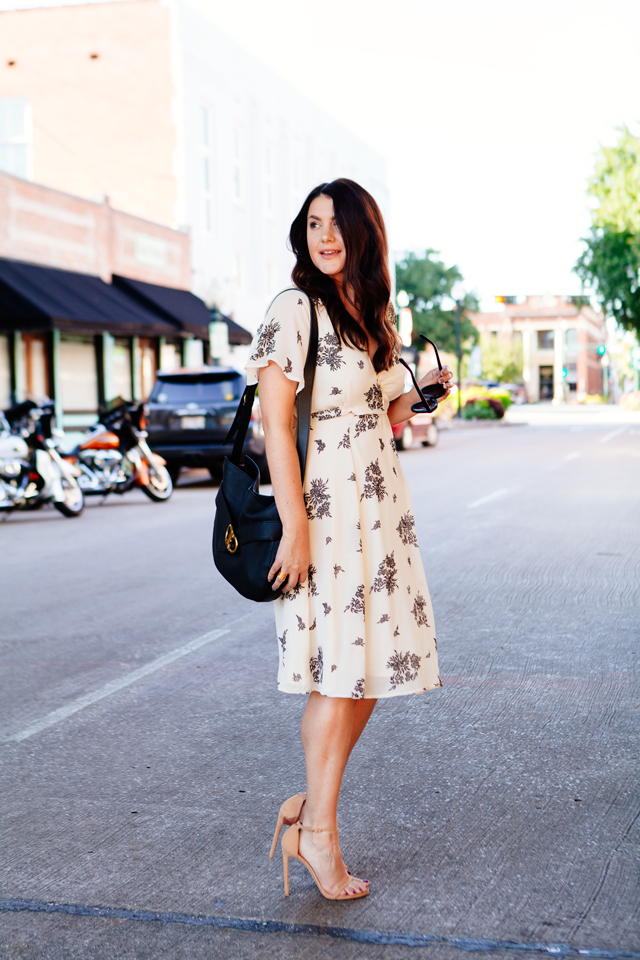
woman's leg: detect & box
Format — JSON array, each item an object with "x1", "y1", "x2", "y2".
[
  {"x1": 347, "y1": 698, "x2": 377, "y2": 758},
  {"x1": 298, "y1": 692, "x2": 373, "y2": 896}
]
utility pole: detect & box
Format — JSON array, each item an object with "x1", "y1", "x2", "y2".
[{"x1": 455, "y1": 300, "x2": 462, "y2": 417}]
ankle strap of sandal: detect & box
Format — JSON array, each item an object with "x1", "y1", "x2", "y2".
[{"x1": 298, "y1": 823, "x2": 338, "y2": 834}]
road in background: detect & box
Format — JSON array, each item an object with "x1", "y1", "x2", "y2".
[{"x1": 1, "y1": 414, "x2": 638, "y2": 959}]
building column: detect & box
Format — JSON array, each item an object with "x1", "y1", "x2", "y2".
[
  {"x1": 11, "y1": 331, "x2": 25, "y2": 405},
  {"x1": 553, "y1": 322, "x2": 566, "y2": 405},
  {"x1": 102, "y1": 332, "x2": 115, "y2": 403},
  {"x1": 522, "y1": 329, "x2": 532, "y2": 401},
  {"x1": 131, "y1": 336, "x2": 142, "y2": 401},
  {"x1": 51, "y1": 329, "x2": 62, "y2": 429}
]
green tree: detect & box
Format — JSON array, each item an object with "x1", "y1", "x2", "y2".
[
  {"x1": 481, "y1": 338, "x2": 524, "y2": 383},
  {"x1": 575, "y1": 125, "x2": 640, "y2": 337},
  {"x1": 395, "y1": 250, "x2": 479, "y2": 354}
]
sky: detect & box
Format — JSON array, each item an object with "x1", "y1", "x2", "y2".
[{"x1": 3, "y1": 0, "x2": 640, "y2": 309}]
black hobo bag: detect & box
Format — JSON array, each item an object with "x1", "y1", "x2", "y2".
[{"x1": 212, "y1": 293, "x2": 318, "y2": 602}]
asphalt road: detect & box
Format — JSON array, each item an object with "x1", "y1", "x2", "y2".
[{"x1": 1, "y1": 414, "x2": 639, "y2": 960}]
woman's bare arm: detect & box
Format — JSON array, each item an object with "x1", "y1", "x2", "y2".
[
  {"x1": 258, "y1": 360, "x2": 310, "y2": 593},
  {"x1": 387, "y1": 364, "x2": 453, "y2": 426}
]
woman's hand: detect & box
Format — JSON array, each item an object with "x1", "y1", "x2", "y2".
[
  {"x1": 269, "y1": 529, "x2": 310, "y2": 593},
  {"x1": 258, "y1": 359, "x2": 311, "y2": 593},
  {"x1": 418, "y1": 364, "x2": 454, "y2": 398}
]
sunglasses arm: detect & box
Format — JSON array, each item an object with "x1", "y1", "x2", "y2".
[{"x1": 398, "y1": 357, "x2": 440, "y2": 414}]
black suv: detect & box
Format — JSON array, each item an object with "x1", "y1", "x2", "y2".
[{"x1": 146, "y1": 368, "x2": 267, "y2": 481}]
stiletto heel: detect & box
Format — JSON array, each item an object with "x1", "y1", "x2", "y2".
[
  {"x1": 280, "y1": 823, "x2": 369, "y2": 901},
  {"x1": 269, "y1": 792, "x2": 306, "y2": 860}
]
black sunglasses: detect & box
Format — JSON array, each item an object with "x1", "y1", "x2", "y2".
[{"x1": 398, "y1": 335, "x2": 447, "y2": 414}]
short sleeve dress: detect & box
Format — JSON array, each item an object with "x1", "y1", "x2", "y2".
[{"x1": 245, "y1": 288, "x2": 442, "y2": 700}]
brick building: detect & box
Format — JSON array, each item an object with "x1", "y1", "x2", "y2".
[
  {"x1": 471, "y1": 296, "x2": 605, "y2": 402},
  {"x1": 0, "y1": 170, "x2": 249, "y2": 427}
]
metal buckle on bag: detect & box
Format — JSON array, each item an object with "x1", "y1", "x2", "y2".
[{"x1": 225, "y1": 524, "x2": 239, "y2": 553}]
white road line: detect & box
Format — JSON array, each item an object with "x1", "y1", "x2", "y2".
[
  {"x1": 3, "y1": 625, "x2": 237, "y2": 744},
  {"x1": 467, "y1": 488, "x2": 511, "y2": 509},
  {"x1": 599, "y1": 426, "x2": 628, "y2": 444},
  {"x1": 564, "y1": 451, "x2": 580, "y2": 461}
]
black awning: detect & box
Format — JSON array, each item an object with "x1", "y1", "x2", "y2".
[
  {"x1": 0, "y1": 258, "x2": 179, "y2": 337},
  {"x1": 112, "y1": 275, "x2": 252, "y2": 344}
]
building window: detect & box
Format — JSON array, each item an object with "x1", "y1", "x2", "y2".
[
  {"x1": 200, "y1": 104, "x2": 214, "y2": 232},
  {"x1": 263, "y1": 141, "x2": 275, "y2": 216},
  {"x1": 113, "y1": 338, "x2": 132, "y2": 400},
  {"x1": 0, "y1": 98, "x2": 33, "y2": 180},
  {"x1": 0, "y1": 334, "x2": 11, "y2": 408},
  {"x1": 231, "y1": 124, "x2": 242, "y2": 200},
  {"x1": 565, "y1": 328, "x2": 578, "y2": 352},
  {"x1": 537, "y1": 330, "x2": 555, "y2": 350},
  {"x1": 59, "y1": 334, "x2": 98, "y2": 426},
  {"x1": 23, "y1": 334, "x2": 49, "y2": 401}
]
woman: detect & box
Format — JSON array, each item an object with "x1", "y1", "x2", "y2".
[{"x1": 245, "y1": 179, "x2": 452, "y2": 902}]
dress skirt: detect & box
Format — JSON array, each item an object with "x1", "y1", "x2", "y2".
[{"x1": 245, "y1": 289, "x2": 442, "y2": 699}]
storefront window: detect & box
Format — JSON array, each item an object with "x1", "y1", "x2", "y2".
[
  {"x1": 113, "y1": 338, "x2": 132, "y2": 400},
  {"x1": 0, "y1": 334, "x2": 11, "y2": 409},
  {"x1": 160, "y1": 341, "x2": 181, "y2": 372},
  {"x1": 59, "y1": 335, "x2": 98, "y2": 425},
  {"x1": 23, "y1": 333, "x2": 49, "y2": 401}
]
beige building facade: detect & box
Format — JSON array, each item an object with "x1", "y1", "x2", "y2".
[
  {"x1": 0, "y1": 0, "x2": 388, "y2": 335},
  {"x1": 0, "y1": 0, "x2": 177, "y2": 227},
  {"x1": 472, "y1": 296, "x2": 605, "y2": 402}
]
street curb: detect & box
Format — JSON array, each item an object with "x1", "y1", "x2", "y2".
[
  {"x1": 1, "y1": 898, "x2": 638, "y2": 959},
  {"x1": 438, "y1": 419, "x2": 527, "y2": 430}
]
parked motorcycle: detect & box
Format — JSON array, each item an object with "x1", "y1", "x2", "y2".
[
  {"x1": 0, "y1": 400, "x2": 84, "y2": 517},
  {"x1": 64, "y1": 398, "x2": 173, "y2": 502}
]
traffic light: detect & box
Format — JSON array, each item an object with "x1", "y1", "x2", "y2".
[
  {"x1": 562, "y1": 368, "x2": 568, "y2": 378},
  {"x1": 495, "y1": 295, "x2": 517, "y2": 304},
  {"x1": 597, "y1": 344, "x2": 606, "y2": 355}
]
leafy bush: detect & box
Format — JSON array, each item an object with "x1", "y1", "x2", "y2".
[
  {"x1": 436, "y1": 384, "x2": 511, "y2": 420},
  {"x1": 463, "y1": 397, "x2": 505, "y2": 420}
]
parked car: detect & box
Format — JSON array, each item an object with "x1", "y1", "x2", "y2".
[
  {"x1": 145, "y1": 367, "x2": 267, "y2": 481},
  {"x1": 393, "y1": 411, "x2": 439, "y2": 451}
]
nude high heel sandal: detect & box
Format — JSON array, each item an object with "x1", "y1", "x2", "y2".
[
  {"x1": 268, "y1": 793, "x2": 306, "y2": 860},
  {"x1": 281, "y1": 822, "x2": 369, "y2": 901}
]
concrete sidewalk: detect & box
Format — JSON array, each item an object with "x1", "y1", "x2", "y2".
[{"x1": 1, "y1": 422, "x2": 638, "y2": 959}]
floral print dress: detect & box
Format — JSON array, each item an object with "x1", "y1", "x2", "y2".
[{"x1": 245, "y1": 289, "x2": 442, "y2": 700}]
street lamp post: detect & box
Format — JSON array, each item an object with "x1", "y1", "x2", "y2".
[{"x1": 455, "y1": 299, "x2": 462, "y2": 418}]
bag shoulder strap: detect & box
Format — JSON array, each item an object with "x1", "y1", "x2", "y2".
[
  {"x1": 225, "y1": 291, "x2": 319, "y2": 480},
  {"x1": 296, "y1": 294, "x2": 318, "y2": 479}
]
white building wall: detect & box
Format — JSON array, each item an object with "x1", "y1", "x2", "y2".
[{"x1": 171, "y1": 0, "x2": 388, "y2": 337}]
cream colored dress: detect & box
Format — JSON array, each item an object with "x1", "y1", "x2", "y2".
[{"x1": 245, "y1": 289, "x2": 442, "y2": 699}]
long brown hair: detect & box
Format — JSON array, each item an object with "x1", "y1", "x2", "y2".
[{"x1": 289, "y1": 178, "x2": 398, "y2": 372}]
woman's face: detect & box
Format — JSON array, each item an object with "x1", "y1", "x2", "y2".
[{"x1": 307, "y1": 194, "x2": 346, "y2": 284}]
